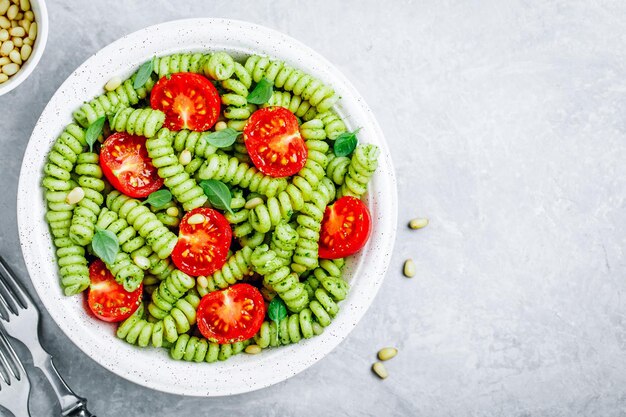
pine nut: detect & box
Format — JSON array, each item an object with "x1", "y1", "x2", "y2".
[
  {"x1": 197, "y1": 275, "x2": 208, "y2": 288},
  {"x1": 187, "y1": 213, "x2": 205, "y2": 225},
  {"x1": 244, "y1": 197, "x2": 264, "y2": 209},
  {"x1": 215, "y1": 121, "x2": 227, "y2": 131},
  {"x1": 372, "y1": 362, "x2": 388, "y2": 379},
  {"x1": 1, "y1": 40, "x2": 13, "y2": 56},
  {"x1": 0, "y1": 73, "x2": 7, "y2": 83},
  {"x1": 65, "y1": 187, "x2": 85, "y2": 204},
  {"x1": 6, "y1": 4, "x2": 17, "y2": 19},
  {"x1": 0, "y1": 0, "x2": 9, "y2": 14},
  {"x1": 19, "y1": 19, "x2": 29, "y2": 32},
  {"x1": 104, "y1": 75, "x2": 121, "y2": 92},
  {"x1": 19, "y1": 43, "x2": 29, "y2": 60},
  {"x1": 166, "y1": 206, "x2": 179, "y2": 217},
  {"x1": 245, "y1": 345, "x2": 262, "y2": 354},
  {"x1": 0, "y1": 56, "x2": 8, "y2": 65},
  {"x1": 22, "y1": 36, "x2": 30, "y2": 45},
  {"x1": 2, "y1": 62, "x2": 18, "y2": 75},
  {"x1": 19, "y1": 0, "x2": 29, "y2": 12},
  {"x1": 9, "y1": 20, "x2": 15, "y2": 28},
  {"x1": 9, "y1": 26, "x2": 24, "y2": 37},
  {"x1": 14, "y1": 11, "x2": 21, "y2": 19},
  {"x1": 11, "y1": 36, "x2": 21, "y2": 47},
  {"x1": 409, "y1": 217, "x2": 429, "y2": 229},
  {"x1": 24, "y1": 10, "x2": 32, "y2": 21},
  {"x1": 403, "y1": 259, "x2": 415, "y2": 278},
  {"x1": 377, "y1": 347, "x2": 398, "y2": 361},
  {"x1": 0, "y1": 17, "x2": 9, "y2": 29},
  {"x1": 178, "y1": 149, "x2": 192, "y2": 165},
  {"x1": 9, "y1": 48, "x2": 20, "y2": 64},
  {"x1": 0, "y1": 29, "x2": 7, "y2": 41},
  {"x1": 27, "y1": 21, "x2": 35, "y2": 39},
  {"x1": 133, "y1": 255, "x2": 151, "y2": 270}
]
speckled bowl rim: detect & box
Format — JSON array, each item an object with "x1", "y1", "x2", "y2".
[{"x1": 17, "y1": 18, "x2": 397, "y2": 397}]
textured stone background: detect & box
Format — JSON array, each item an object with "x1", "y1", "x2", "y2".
[{"x1": 1, "y1": 0, "x2": 625, "y2": 416}]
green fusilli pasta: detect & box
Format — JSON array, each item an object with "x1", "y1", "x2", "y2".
[
  {"x1": 147, "y1": 269, "x2": 195, "y2": 319},
  {"x1": 245, "y1": 55, "x2": 338, "y2": 112},
  {"x1": 221, "y1": 62, "x2": 256, "y2": 131},
  {"x1": 292, "y1": 177, "x2": 336, "y2": 273},
  {"x1": 337, "y1": 144, "x2": 380, "y2": 199},
  {"x1": 109, "y1": 107, "x2": 165, "y2": 138},
  {"x1": 254, "y1": 308, "x2": 324, "y2": 348},
  {"x1": 106, "y1": 251, "x2": 144, "y2": 292},
  {"x1": 196, "y1": 247, "x2": 253, "y2": 296},
  {"x1": 146, "y1": 129, "x2": 208, "y2": 211},
  {"x1": 197, "y1": 153, "x2": 288, "y2": 198},
  {"x1": 106, "y1": 191, "x2": 178, "y2": 259},
  {"x1": 68, "y1": 153, "x2": 105, "y2": 246},
  {"x1": 170, "y1": 334, "x2": 250, "y2": 362},
  {"x1": 153, "y1": 53, "x2": 208, "y2": 78},
  {"x1": 73, "y1": 74, "x2": 156, "y2": 128},
  {"x1": 262, "y1": 90, "x2": 318, "y2": 121},
  {"x1": 326, "y1": 153, "x2": 351, "y2": 185},
  {"x1": 316, "y1": 111, "x2": 347, "y2": 140}
]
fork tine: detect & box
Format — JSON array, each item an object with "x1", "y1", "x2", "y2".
[
  {"x1": 0, "y1": 332, "x2": 15, "y2": 385},
  {"x1": 0, "y1": 256, "x2": 29, "y2": 309},
  {"x1": 0, "y1": 288, "x2": 13, "y2": 321},
  {"x1": 0, "y1": 327, "x2": 25, "y2": 380}
]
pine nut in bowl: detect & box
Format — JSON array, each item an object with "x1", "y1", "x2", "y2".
[{"x1": 0, "y1": 0, "x2": 47, "y2": 96}]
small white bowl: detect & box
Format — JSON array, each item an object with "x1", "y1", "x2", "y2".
[{"x1": 0, "y1": 0, "x2": 48, "y2": 96}]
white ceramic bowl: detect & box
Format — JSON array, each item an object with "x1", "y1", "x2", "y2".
[
  {"x1": 17, "y1": 18, "x2": 397, "y2": 396},
  {"x1": 0, "y1": 0, "x2": 48, "y2": 96}
]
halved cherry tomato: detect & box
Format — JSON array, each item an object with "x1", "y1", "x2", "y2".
[
  {"x1": 150, "y1": 73, "x2": 220, "y2": 131},
  {"x1": 196, "y1": 283, "x2": 266, "y2": 344},
  {"x1": 318, "y1": 196, "x2": 372, "y2": 259},
  {"x1": 100, "y1": 132, "x2": 164, "y2": 198},
  {"x1": 87, "y1": 260, "x2": 142, "y2": 323},
  {"x1": 171, "y1": 207, "x2": 232, "y2": 277},
  {"x1": 243, "y1": 107, "x2": 307, "y2": 177}
]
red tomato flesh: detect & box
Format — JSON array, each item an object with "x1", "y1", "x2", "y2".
[
  {"x1": 196, "y1": 283, "x2": 266, "y2": 344},
  {"x1": 87, "y1": 260, "x2": 142, "y2": 323},
  {"x1": 244, "y1": 107, "x2": 307, "y2": 177},
  {"x1": 318, "y1": 196, "x2": 372, "y2": 259},
  {"x1": 150, "y1": 73, "x2": 220, "y2": 131},
  {"x1": 100, "y1": 132, "x2": 164, "y2": 198},
  {"x1": 171, "y1": 207, "x2": 232, "y2": 277}
]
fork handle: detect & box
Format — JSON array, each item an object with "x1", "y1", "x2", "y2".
[{"x1": 36, "y1": 354, "x2": 96, "y2": 417}]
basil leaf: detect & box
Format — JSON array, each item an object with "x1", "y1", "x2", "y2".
[
  {"x1": 268, "y1": 298, "x2": 287, "y2": 322},
  {"x1": 199, "y1": 180, "x2": 234, "y2": 214},
  {"x1": 92, "y1": 227, "x2": 119, "y2": 265},
  {"x1": 142, "y1": 189, "x2": 172, "y2": 208},
  {"x1": 247, "y1": 78, "x2": 273, "y2": 105},
  {"x1": 85, "y1": 116, "x2": 106, "y2": 153},
  {"x1": 204, "y1": 128, "x2": 241, "y2": 148},
  {"x1": 333, "y1": 128, "x2": 361, "y2": 157},
  {"x1": 133, "y1": 57, "x2": 154, "y2": 89}
]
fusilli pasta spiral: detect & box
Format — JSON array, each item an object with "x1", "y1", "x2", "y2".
[
  {"x1": 221, "y1": 62, "x2": 256, "y2": 131},
  {"x1": 146, "y1": 129, "x2": 208, "y2": 211},
  {"x1": 337, "y1": 144, "x2": 380, "y2": 199},
  {"x1": 109, "y1": 107, "x2": 165, "y2": 138},
  {"x1": 148, "y1": 269, "x2": 195, "y2": 319},
  {"x1": 262, "y1": 90, "x2": 318, "y2": 121},
  {"x1": 196, "y1": 246, "x2": 253, "y2": 296},
  {"x1": 68, "y1": 153, "x2": 105, "y2": 246},
  {"x1": 254, "y1": 308, "x2": 324, "y2": 348},
  {"x1": 170, "y1": 334, "x2": 250, "y2": 362}
]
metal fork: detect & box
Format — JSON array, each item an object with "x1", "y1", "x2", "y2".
[
  {"x1": 0, "y1": 256, "x2": 95, "y2": 417},
  {"x1": 0, "y1": 325, "x2": 31, "y2": 417}
]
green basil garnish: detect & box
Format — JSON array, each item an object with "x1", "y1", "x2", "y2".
[
  {"x1": 92, "y1": 227, "x2": 119, "y2": 265},
  {"x1": 333, "y1": 128, "x2": 361, "y2": 157},
  {"x1": 85, "y1": 116, "x2": 106, "y2": 153},
  {"x1": 204, "y1": 128, "x2": 242, "y2": 148},
  {"x1": 142, "y1": 189, "x2": 172, "y2": 209},
  {"x1": 247, "y1": 78, "x2": 273, "y2": 105},
  {"x1": 133, "y1": 57, "x2": 154, "y2": 89},
  {"x1": 199, "y1": 179, "x2": 234, "y2": 214}
]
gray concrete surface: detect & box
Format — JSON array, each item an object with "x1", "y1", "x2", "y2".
[{"x1": 1, "y1": 0, "x2": 625, "y2": 416}]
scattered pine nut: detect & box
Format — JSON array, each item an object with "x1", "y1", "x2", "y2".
[
  {"x1": 197, "y1": 275, "x2": 208, "y2": 288},
  {"x1": 165, "y1": 206, "x2": 179, "y2": 217},
  {"x1": 0, "y1": 73, "x2": 8, "y2": 83},
  {"x1": 8, "y1": 48, "x2": 20, "y2": 64},
  {"x1": 244, "y1": 197, "x2": 264, "y2": 209},
  {"x1": 403, "y1": 259, "x2": 415, "y2": 278},
  {"x1": 2, "y1": 61, "x2": 18, "y2": 75},
  {"x1": 187, "y1": 213, "x2": 205, "y2": 225},
  {"x1": 178, "y1": 149, "x2": 192, "y2": 166},
  {"x1": 0, "y1": 28, "x2": 7, "y2": 41},
  {"x1": 6, "y1": 4, "x2": 17, "y2": 20},
  {"x1": 65, "y1": 187, "x2": 85, "y2": 204},
  {"x1": 104, "y1": 76, "x2": 121, "y2": 92},
  {"x1": 377, "y1": 347, "x2": 398, "y2": 361},
  {"x1": 409, "y1": 217, "x2": 429, "y2": 230},
  {"x1": 245, "y1": 345, "x2": 262, "y2": 354},
  {"x1": 215, "y1": 121, "x2": 227, "y2": 131},
  {"x1": 133, "y1": 255, "x2": 151, "y2": 270},
  {"x1": 0, "y1": 0, "x2": 8, "y2": 15},
  {"x1": 0, "y1": 56, "x2": 8, "y2": 65},
  {"x1": 19, "y1": 0, "x2": 29, "y2": 12},
  {"x1": 372, "y1": 362, "x2": 388, "y2": 379}
]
